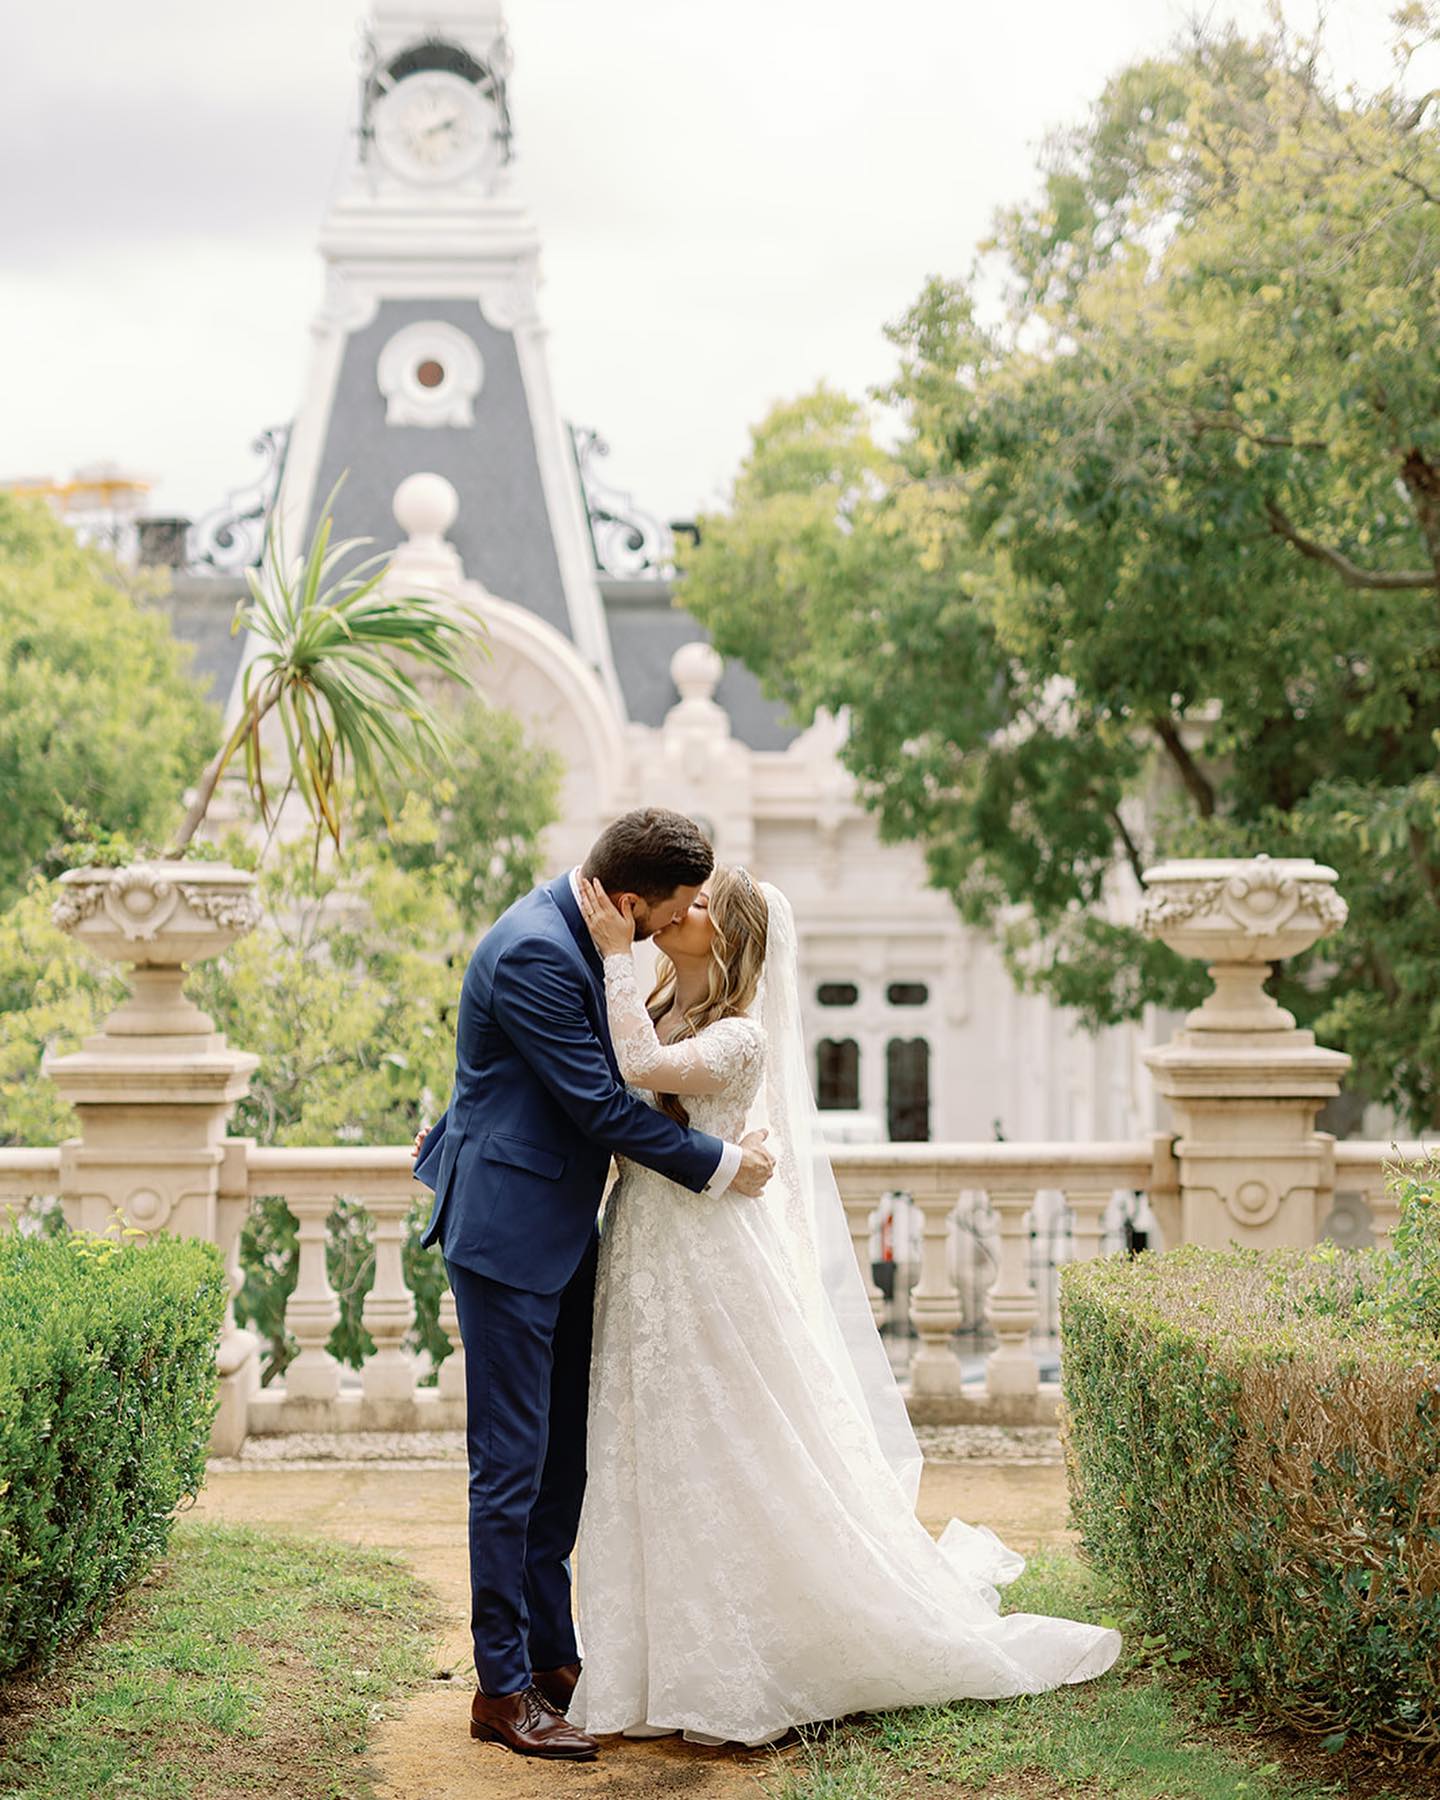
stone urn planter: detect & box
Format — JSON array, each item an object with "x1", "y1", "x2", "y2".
[
  {"x1": 1137, "y1": 854, "x2": 1352, "y2": 1249},
  {"x1": 50, "y1": 860, "x2": 263, "y2": 1039},
  {"x1": 1137, "y1": 854, "x2": 1349, "y2": 1034},
  {"x1": 45, "y1": 860, "x2": 264, "y2": 1453}
]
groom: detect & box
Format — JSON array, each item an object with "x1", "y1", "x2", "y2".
[{"x1": 412, "y1": 807, "x2": 774, "y2": 1761}]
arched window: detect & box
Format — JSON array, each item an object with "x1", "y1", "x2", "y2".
[
  {"x1": 886, "y1": 1038, "x2": 931, "y2": 1141},
  {"x1": 817, "y1": 982, "x2": 858, "y2": 1007},
  {"x1": 816, "y1": 1038, "x2": 860, "y2": 1110}
]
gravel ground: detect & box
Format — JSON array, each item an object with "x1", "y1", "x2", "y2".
[{"x1": 210, "y1": 1422, "x2": 1062, "y2": 1471}]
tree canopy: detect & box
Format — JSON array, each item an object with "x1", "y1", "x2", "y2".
[
  {"x1": 0, "y1": 496, "x2": 216, "y2": 909},
  {"x1": 682, "y1": 8, "x2": 1440, "y2": 1126}
]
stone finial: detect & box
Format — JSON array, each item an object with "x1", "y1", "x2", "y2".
[
  {"x1": 388, "y1": 473, "x2": 463, "y2": 591},
  {"x1": 671, "y1": 640, "x2": 723, "y2": 704},
  {"x1": 394, "y1": 471, "x2": 460, "y2": 540}
]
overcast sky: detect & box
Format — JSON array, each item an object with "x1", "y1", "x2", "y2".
[{"x1": 0, "y1": 0, "x2": 1411, "y2": 532}]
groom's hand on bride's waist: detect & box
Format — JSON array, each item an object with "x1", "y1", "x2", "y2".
[{"x1": 730, "y1": 1129, "x2": 774, "y2": 1198}]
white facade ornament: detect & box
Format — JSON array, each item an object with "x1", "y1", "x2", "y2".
[
  {"x1": 670, "y1": 641, "x2": 724, "y2": 705},
  {"x1": 388, "y1": 472, "x2": 465, "y2": 591},
  {"x1": 318, "y1": 268, "x2": 380, "y2": 333},
  {"x1": 377, "y1": 321, "x2": 484, "y2": 427},
  {"x1": 476, "y1": 274, "x2": 540, "y2": 332}
]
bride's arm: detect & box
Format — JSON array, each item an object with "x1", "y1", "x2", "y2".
[{"x1": 602, "y1": 953, "x2": 734, "y2": 1095}]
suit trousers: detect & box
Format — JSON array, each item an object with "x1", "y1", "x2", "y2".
[{"x1": 445, "y1": 1235, "x2": 597, "y2": 1696}]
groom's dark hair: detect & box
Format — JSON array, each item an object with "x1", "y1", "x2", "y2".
[{"x1": 584, "y1": 808, "x2": 714, "y2": 901}]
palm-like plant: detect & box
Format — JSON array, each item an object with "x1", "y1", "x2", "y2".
[{"x1": 170, "y1": 485, "x2": 483, "y2": 857}]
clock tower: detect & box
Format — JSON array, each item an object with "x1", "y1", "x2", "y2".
[{"x1": 272, "y1": 0, "x2": 620, "y2": 699}]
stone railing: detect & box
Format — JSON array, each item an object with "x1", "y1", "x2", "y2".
[
  {"x1": 1331, "y1": 1139, "x2": 1429, "y2": 1245},
  {"x1": 0, "y1": 1148, "x2": 62, "y2": 1213},
  {"x1": 244, "y1": 1147, "x2": 464, "y2": 1435},
  {"x1": 832, "y1": 1139, "x2": 1173, "y2": 1424},
  {"x1": 10, "y1": 847, "x2": 1433, "y2": 1452},
  {"x1": 4, "y1": 1131, "x2": 1423, "y2": 1441}
]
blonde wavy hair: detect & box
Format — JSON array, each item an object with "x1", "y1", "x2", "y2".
[{"x1": 647, "y1": 865, "x2": 769, "y2": 1125}]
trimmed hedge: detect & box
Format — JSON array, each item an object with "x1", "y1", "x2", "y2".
[
  {"x1": 1060, "y1": 1242, "x2": 1440, "y2": 1757},
  {"x1": 0, "y1": 1230, "x2": 226, "y2": 1678}
]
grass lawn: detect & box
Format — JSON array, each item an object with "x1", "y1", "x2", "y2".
[
  {"x1": 0, "y1": 1517, "x2": 440, "y2": 1800},
  {"x1": 769, "y1": 1551, "x2": 1429, "y2": 1800}
]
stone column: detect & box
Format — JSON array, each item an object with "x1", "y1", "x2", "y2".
[
  {"x1": 44, "y1": 862, "x2": 262, "y2": 1454},
  {"x1": 1138, "y1": 855, "x2": 1351, "y2": 1250}
]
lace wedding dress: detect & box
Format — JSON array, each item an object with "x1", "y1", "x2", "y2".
[{"x1": 570, "y1": 895, "x2": 1120, "y2": 1746}]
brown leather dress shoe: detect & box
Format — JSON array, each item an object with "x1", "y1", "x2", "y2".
[
  {"x1": 470, "y1": 1684, "x2": 599, "y2": 1760},
  {"x1": 531, "y1": 1662, "x2": 581, "y2": 1715}
]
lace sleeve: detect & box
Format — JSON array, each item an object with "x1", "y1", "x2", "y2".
[{"x1": 603, "y1": 953, "x2": 763, "y2": 1095}]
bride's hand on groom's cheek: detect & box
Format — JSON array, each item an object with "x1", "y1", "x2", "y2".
[{"x1": 579, "y1": 877, "x2": 636, "y2": 956}]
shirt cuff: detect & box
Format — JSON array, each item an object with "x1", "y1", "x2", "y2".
[{"x1": 703, "y1": 1139, "x2": 744, "y2": 1197}]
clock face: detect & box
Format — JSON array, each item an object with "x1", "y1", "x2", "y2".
[{"x1": 373, "y1": 71, "x2": 497, "y2": 185}]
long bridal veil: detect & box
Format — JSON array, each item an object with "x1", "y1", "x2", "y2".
[{"x1": 751, "y1": 882, "x2": 924, "y2": 1505}]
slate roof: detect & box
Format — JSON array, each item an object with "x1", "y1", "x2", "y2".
[
  {"x1": 151, "y1": 575, "x2": 249, "y2": 706},
  {"x1": 601, "y1": 579, "x2": 800, "y2": 751},
  {"x1": 151, "y1": 570, "x2": 800, "y2": 753}
]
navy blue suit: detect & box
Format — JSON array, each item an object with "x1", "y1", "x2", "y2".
[{"x1": 413, "y1": 872, "x2": 725, "y2": 1694}]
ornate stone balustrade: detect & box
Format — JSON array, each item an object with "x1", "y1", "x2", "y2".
[
  {"x1": 1, "y1": 1134, "x2": 1426, "y2": 1438},
  {"x1": 10, "y1": 847, "x2": 1430, "y2": 1449},
  {"x1": 244, "y1": 1147, "x2": 465, "y2": 1435},
  {"x1": 0, "y1": 1148, "x2": 62, "y2": 1213},
  {"x1": 1331, "y1": 1140, "x2": 1429, "y2": 1245},
  {"x1": 831, "y1": 1138, "x2": 1175, "y2": 1424}
]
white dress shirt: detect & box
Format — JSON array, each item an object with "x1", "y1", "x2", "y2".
[{"x1": 569, "y1": 868, "x2": 742, "y2": 1197}]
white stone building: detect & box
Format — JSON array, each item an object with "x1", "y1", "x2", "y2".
[{"x1": 164, "y1": 0, "x2": 1160, "y2": 1150}]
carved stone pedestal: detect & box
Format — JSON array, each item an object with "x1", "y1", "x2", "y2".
[
  {"x1": 1139, "y1": 856, "x2": 1351, "y2": 1249},
  {"x1": 44, "y1": 862, "x2": 263, "y2": 1454}
]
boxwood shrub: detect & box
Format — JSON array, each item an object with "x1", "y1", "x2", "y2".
[
  {"x1": 1060, "y1": 1239, "x2": 1440, "y2": 1758},
  {"x1": 0, "y1": 1230, "x2": 227, "y2": 1677}
]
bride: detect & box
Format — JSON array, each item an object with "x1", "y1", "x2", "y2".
[{"x1": 570, "y1": 867, "x2": 1120, "y2": 1746}]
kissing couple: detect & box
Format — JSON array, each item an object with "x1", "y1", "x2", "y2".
[{"x1": 411, "y1": 807, "x2": 1120, "y2": 1759}]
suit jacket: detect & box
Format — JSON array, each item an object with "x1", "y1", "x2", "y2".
[{"x1": 413, "y1": 872, "x2": 726, "y2": 1294}]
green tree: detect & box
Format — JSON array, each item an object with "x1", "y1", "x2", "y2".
[
  {"x1": 384, "y1": 696, "x2": 563, "y2": 931},
  {"x1": 1, "y1": 698, "x2": 561, "y2": 1374},
  {"x1": 0, "y1": 496, "x2": 215, "y2": 909},
  {"x1": 682, "y1": 9, "x2": 1440, "y2": 1125}
]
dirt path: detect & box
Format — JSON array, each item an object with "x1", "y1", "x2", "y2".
[{"x1": 194, "y1": 1458, "x2": 1075, "y2": 1800}]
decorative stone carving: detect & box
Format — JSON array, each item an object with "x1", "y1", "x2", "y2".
[
  {"x1": 1138, "y1": 855, "x2": 1348, "y2": 1035},
  {"x1": 45, "y1": 857, "x2": 263, "y2": 1454},
  {"x1": 49, "y1": 882, "x2": 106, "y2": 933},
  {"x1": 51, "y1": 861, "x2": 263, "y2": 970},
  {"x1": 180, "y1": 884, "x2": 263, "y2": 933},
  {"x1": 377, "y1": 320, "x2": 484, "y2": 428},
  {"x1": 1139, "y1": 854, "x2": 1352, "y2": 1250},
  {"x1": 1137, "y1": 854, "x2": 1348, "y2": 950},
  {"x1": 476, "y1": 272, "x2": 539, "y2": 332}
]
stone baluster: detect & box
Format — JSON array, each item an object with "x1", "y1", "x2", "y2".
[
  {"x1": 841, "y1": 1193, "x2": 887, "y2": 1327},
  {"x1": 984, "y1": 1187, "x2": 1041, "y2": 1401},
  {"x1": 360, "y1": 1189, "x2": 418, "y2": 1405},
  {"x1": 282, "y1": 1191, "x2": 342, "y2": 1402},
  {"x1": 1066, "y1": 1187, "x2": 1112, "y2": 1264},
  {"x1": 907, "y1": 1183, "x2": 965, "y2": 1401},
  {"x1": 437, "y1": 1282, "x2": 466, "y2": 1401}
]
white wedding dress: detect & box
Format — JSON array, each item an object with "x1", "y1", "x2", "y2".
[{"x1": 571, "y1": 891, "x2": 1120, "y2": 1746}]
